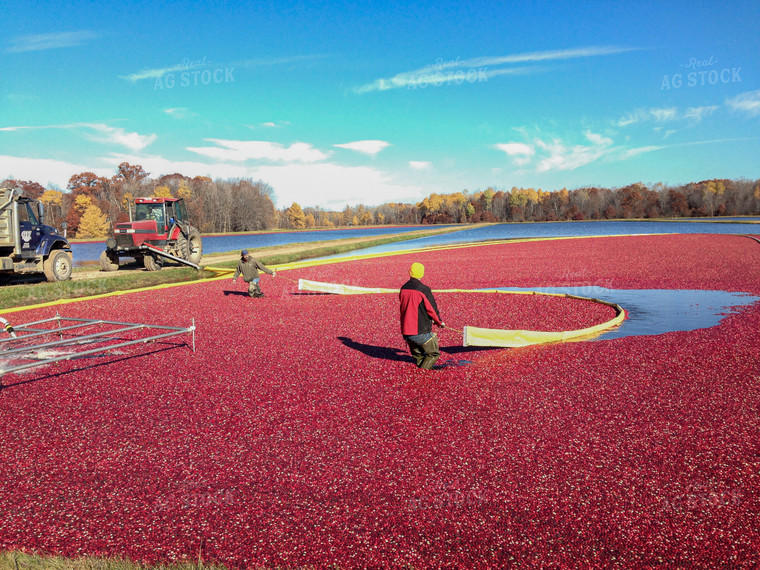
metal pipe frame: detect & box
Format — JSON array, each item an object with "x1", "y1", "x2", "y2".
[
  {"x1": 0, "y1": 315, "x2": 195, "y2": 377},
  {"x1": 141, "y1": 244, "x2": 200, "y2": 270}
]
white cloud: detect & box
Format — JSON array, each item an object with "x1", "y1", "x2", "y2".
[
  {"x1": 187, "y1": 139, "x2": 330, "y2": 163},
  {"x1": 102, "y1": 153, "x2": 424, "y2": 209},
  {"x1": 0, "y1": 155, "x2": 110, "y2": 188},
  {"x1": 256, "y1": 163, "x2": 422, "y2": 209},
  {"x1": 499, "y1": 130, "x2": 621, "y2": 173},
  {"x1": 622, "y1": 146, "x2": 663, "y2": 159},
  {"x1": 120, "y1": 64, "x2": 187, "y2": 83},
  {"x1": 164, "y1": 107, "x2": 196, "y2": 120},
  {"x1": 333, "y1": 140, "x2": 391, "y2": 155},
  {"x1": 584, "y1": 131, "x2": 613, "y2": 146},
  {"x1": 1, "y1": 151, "x2": 427, "y2": 207},
  {"x1": 409, "y1": 161, "x2": 432, "y2": 170},
  {"x1": 684, "y1": 105, "x2": 719, "y2": 121},
  {"x1": 0, "y1": 122, "x2": 156, "y2": 151},
  {"x1": 0, "y1": 124, "x2": 70, "y2": 132},
  {"x1": 615, "y1": 111, "x2": 646, "y2": 127},
  {"x1": 649, "y1": 107, "x2": 678, "y2": 122},
  {"x1": 354, "y1": 45, "x2": 642, "y2": 94},
  {"x1": 726, "y1": 90, "x2": 760, "y2": 117},
  {"x1": 495, "y1": 142, "x2": 535, "y2": 166},
  {"x1": 535, "y1": 139, "x2": 610, "y2": 172},
  {"x1": 245, "y1": 121, "x2": 291, "y2": 130},
  {"x1": 495, "y1": 142, "x2": 534, "y2": 156},
  {"x1": 83, "y1": 124, "x2": 157, "y2": 151},
  {"x1": 616, "y1": 107, "x2": 679, "y2": 127},
  {"x1": 455, "y1": 46, "x2": 643, "y2": 69},
  {"x1": 6, "y1": 31, "x2": 99, "y2": 53}
]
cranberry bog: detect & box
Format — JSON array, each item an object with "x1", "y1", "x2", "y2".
[{"x1": 1, "y1": 234, "x2": 759, "y2": 568}]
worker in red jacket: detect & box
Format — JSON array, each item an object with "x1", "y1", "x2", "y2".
[{"x1": 399, "y1": 262, "x2": 446, "y2": 369}]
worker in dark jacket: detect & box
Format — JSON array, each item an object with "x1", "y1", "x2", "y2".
[
  {"x1": 233, "y1": 249, "x2": 275, "y2": 297},
  {"x1": 399, "y1": 262, "x2": 445, "y2": 369}
]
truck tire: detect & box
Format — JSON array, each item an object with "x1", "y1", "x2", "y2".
[
  {"x1": 144, "y1": 254, "x2": 163, "y2": 271},
  {"x1": 44, "y1": 251, "x2": 73, "y2": 282},
  {"x1": 99, "y1": 250, "x2": 119, "y2": 272}
]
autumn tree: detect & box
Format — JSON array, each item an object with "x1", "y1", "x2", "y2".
[
  {"x1": 481, "y1": 188, "x2": 495, "y2": 213},
  {"x1": 340, "y1": 206, "x2": 354, "y2": 227},
  {"x1": 110, "y1": 162, "x2": 150, "y2": 222},
  {"x1": 619, "y1": 183, "x2": 647, "y2": 218},
  {"x1": 113, "y1": 162, "x2": 149, "y2": 187},
  {"x1": 67, "y1": 172, "x2": 110, "y2": 201},
  {"x1": 702, "y1": 180, "x2": 726, "y2": 216},
  {"x1": 0, "y1": 179, "x2": 46, "y2": 199},
  {"x1": 547, "y1": 188, "x2": 569, "y2": 220},
  {"x1": 177, "y1": 180, "x2": 192, "y2": 200},
  {"x1": 153, "y1": 185, "x2": 173, "y2": 198},
  {"x1": 509, "y1": 188, "x2": 540, "y2": 221},
  {"x1": 40, "y1": 189, "x2": 65, "y2": 228},
  {"x1": 66, "y1": 172, "x2": 111, "y2": 233},
  {"x1": 66, "y1": 195, "x2": 95, "y2": 236},
  {"x1": 76, "y1": 203, "x2": 110, "y2": 238},
  {"x1": 286, "y1": 202, "x2": 306, "y2": 229}
]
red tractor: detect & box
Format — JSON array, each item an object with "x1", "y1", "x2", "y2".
[{"x1": 100, "y1": 197, "x2": 203, "y2": 271}]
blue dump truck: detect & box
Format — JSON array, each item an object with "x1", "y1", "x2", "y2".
[{"x1": 0, "y1": 187, "x2": 73, "y2": 282}]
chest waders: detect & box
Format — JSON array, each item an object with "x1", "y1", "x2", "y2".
[{"x1": 406, "y1": 332, "x2": 440, "y2": 370}]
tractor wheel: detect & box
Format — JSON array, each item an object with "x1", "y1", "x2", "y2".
[
  {"x1": 176, "y1": 235, "x2": 189, "y2": 260},
  {"x1": 44, "y1": 251, "x2": 73, "y2": 282},
  {"x1": 99, "y1": 250, "x2": 119, "y2": 272},
  {"x1": 186, "y1": 229, "x2": 203, "y2": 265},
  {"x1": 144, "y1": 254, "x2": 163, "y2": 271}
]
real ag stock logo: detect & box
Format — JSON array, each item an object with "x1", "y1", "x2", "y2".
[
  {"x1": 661, "y1": 56, "x2": 741, "y2": 90},
  {"x1": 154, "y1": 56, "x2": 235, "y2": 90}
]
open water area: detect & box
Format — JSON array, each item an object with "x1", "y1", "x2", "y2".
[
  {"x1": 70, "y1": 225, "x2": 456, "y2": 265},
  {"x1": 315, "y1": 219, "x2": 760, "y2": 260},
  {"x1": 71, "y1": 219, "x2": 760, "y2": 265},
  {"x1": 487, "y1": 286, "x2": 760, "y2": 341}
]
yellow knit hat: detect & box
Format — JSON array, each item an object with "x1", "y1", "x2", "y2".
[{"x1": 409, "y1": 262, "x2": 425, "y2": 279}]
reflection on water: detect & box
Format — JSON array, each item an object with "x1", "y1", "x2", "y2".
[{"x1": 486, "y1": 286, "x2": 760, "y2": 340}]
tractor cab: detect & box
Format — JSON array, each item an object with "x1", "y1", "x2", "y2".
[
  {"x1": 133, "y1": 198, "x2": 189, "y2": 235},
  {"x1": 102, "y1": 196, "x2": 202, "y2": 272}
]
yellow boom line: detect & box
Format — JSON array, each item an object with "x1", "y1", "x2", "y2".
[{"x1": 297, "y1": 279, "x2": 626, "y2": 348}]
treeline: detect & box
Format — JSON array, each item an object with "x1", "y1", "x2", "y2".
[
  {"x1": 2, "y1": 164, "x2": 759, "y2": 239},
  {"x1": 282, "y1": 179, "x2": 760, "y2": 228},
  {"x1": 2, "y1": 163, "x2": 277, "y2": 238}
]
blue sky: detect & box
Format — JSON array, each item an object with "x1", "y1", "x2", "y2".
[{"x1": 1, "y1": 0, "x2": 759, "y2": 210}]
